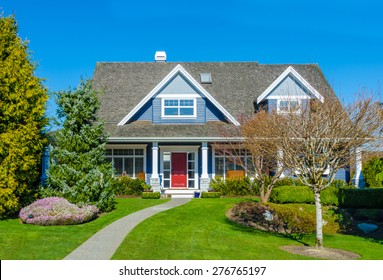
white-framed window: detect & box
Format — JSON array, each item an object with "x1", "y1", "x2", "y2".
[
  {"x1": 277, "y1": 99, "x2": 302, "y2": 114},
  {"x1": 213, "y1": 148, "x2": 255, "y2": 179},
  {"x1": 105, "y1": 146, "x2": 146, "y2": 177},
  {"x1": 161, "y1": 98, "x2": 196, "y2": 118}
]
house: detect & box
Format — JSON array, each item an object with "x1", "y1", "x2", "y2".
[{"x1": 89, "y1": 53, "x2": 360, "y2": 197}]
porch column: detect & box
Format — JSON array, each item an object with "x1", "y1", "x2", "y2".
[
  {"x1": 352, "y1": 147, "x2": 365, "y2": 188},
  {"x1": 200, "y1": 142, "x2": 210, "y2": 192},
  {"x1": 150, "y1": 142, "x2": 160, "y2": 192}
]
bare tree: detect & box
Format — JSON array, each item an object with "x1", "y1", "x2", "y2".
[
  {"x1": 216, "y1": 112, "x2": 287, "y2": 202},
  {"x1": 250, "y1": 97, "x2": 383, "y2": 249}
]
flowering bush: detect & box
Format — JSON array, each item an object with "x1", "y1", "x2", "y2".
[{"x1": 19, "y1": 197, "x2": 99, "y2": 226}]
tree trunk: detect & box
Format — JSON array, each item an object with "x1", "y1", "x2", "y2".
[{"x1": 314, "y1": 191, "x2": 323, "y2": 249}]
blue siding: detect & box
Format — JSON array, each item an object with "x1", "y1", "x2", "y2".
[
  {"x1": 334, "y1": 168, "x2": 351, "y2": 182},
  {"x1": 158, "y1": 74, "x2": 197, "y2": 95},
  {"x1": 206, "y1": 100, "x2": 227, "y2": 121},
  {"x1": 268, "y1": 75, "x2": 312, "y2": 98},
  {"x1": 130, "y1": 101, "x2": 152, "y2": 122}
]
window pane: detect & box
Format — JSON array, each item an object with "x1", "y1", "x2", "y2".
[
  {"x1": 188, "y1": 180, "x2": 195, "y2": 188},
  {"x1": 164, "y1": 99, "x2": 178, "y2": 106},
  {"x1": 215, "y1": 157, "x2": 224, "y2": 177},
  {"x1": 279, "y1": 101, "x2": 288, "y2": 111},
  {"x1": 164, "y1": 161, "x2": 170, "y2": 170},
  {"x1": 114, "y1": 158, "x2": 123, "y2": 175},
  {"x1": 180, "y1": 99, "x2": 194, "y2": 106},
  {"x1": 164, "y1": 108, "x2": 178, "y2": 116},
  {"x1": 188, "y1": 171, "x2": 195, "y2": 178},
  {"x1": 125, "y1": 158, "x2": 134, "y2": 177},
  {"x1": 123, "y1": 149, "x2": 133, "y2": 155},
  {"x1": 188, "y1": 153, "x2": 195, "y2": 161},
  {"x1": 164, "y1": 171, "x2": 170, "y2": 179},
  {"x1": 106, "y1": 149, "x2": 112, "y2": 155},
  {"x1": 188, "y1": 161, "x2": 195, "y2": 170},
  {"x1": 290, "y1": 101, "x2": 299, "y2": 111},
  {"x1": 114, "y1": 149, "x2": 124, "y2": 155},
  {"x1": 135, "y1": 149, "x2": 144, "y2": 155},
  {"x1": 163, "y1": 180, "x2": 170, "y2": 188},
  {"x1": 135, "y1": 158, "x2": 144, "y2": 174},
  {"x1": 180, "y1": 108, "x2": 194, "y2": 116}
]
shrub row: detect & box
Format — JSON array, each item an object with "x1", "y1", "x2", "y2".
[
  {"x1": 142, "y1": 192, "x2": 160, "y2": 199},
  {"x1": 112, "y1": 176, "x2": 151, "y2": 196},
  {"x1": 201, "y1": 192, "x2": 221, "y2": 198},
  {"x1": 339, "y1": 188, "x2": 383, "y2": 208},
  {"x1": 269, "y1": 185, "x2": 339, "y2": 206},
  {"x1": 210, "y1": 177, "x2": 259, "y2": 196},
  {"x1": 270, "y1": 185, "x2": 383, "y2": 208}
]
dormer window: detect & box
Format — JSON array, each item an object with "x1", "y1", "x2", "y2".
[
  {"x1": 162, "y1": 98, "x2": 196, "y2": 118},
  {"x1": 277, "y1": 99, "x2": 301, "y2": 114}
]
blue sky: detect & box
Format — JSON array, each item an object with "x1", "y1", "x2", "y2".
[{"x1": 2, "y1": 0, "x2": 383, "y2": 119}]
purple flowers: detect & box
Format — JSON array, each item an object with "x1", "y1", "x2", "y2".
[{"x1": 19, "y1": 197, "x2": 99, "y2": 226}]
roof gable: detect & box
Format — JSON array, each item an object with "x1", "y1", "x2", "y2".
[
  {"x1": 117, "y1": 64, "x2": 240, "y2": 126},
  {"x1": 256, "y1": 66, "x2": 324, "y2": 104}
]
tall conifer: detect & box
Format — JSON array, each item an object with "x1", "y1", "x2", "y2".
[
  {"x1": 0, "y1": 15, "x2": 48, "y2": 217},
  {"x1": 47, "y1": 80, "x2": 115, "y2": 212}
]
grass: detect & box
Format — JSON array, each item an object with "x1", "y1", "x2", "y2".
[
  {"x1": 1, "y1": 197, "x2": 382, "y2": 260},
  {"x1": 0, "y1": 198, "x2": 167, "y2": 260},
  {"x1": 112, "y1": 198, "x2": 383, "y2": 260}
]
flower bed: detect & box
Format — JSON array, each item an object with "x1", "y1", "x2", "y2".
[{"x1": 19, "y1": 197, "x2": 99, "y2": 226}]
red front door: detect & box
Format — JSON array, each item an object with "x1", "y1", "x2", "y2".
[{"x1": 171, "y1": 153, "x2": 187, "y2": 188}]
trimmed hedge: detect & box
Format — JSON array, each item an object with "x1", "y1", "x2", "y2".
[
  {"x1": 201, "y1": 192, "x2": 221, "y2": 198},
  {"x1": 270, "y1": 185, "x2": 383, "y2": 208},
  {"x1": 269, "y1": 185, "x2": 339, "y2": 206},
  {"x1": 339, "y1": 188, "x2": 383, "y2": 208},
  {"x1": 142, "y1": 192, "x2": 160, "y2": 199},
  {"x1": 210, "y1": 177, "x2": 259, "y2": 196}
]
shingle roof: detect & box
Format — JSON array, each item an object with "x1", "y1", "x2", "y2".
[{"x1": 92, "y1": 62, "x2": 336, "y2": 138}]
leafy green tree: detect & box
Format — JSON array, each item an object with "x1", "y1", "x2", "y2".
[
  {"x1": 362, "y1": 157, "x2": 383, "y2": 188},
  {"x1": 46, "y1": 80, "x2": 115, "y2": 212},
  {"x1": 0, "y1": 15, "x2": 48, "y2": 217}
]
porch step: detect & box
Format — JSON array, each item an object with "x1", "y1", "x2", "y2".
[{"x1": 163, "y1": 189, "x2": 198, "y2": 199}]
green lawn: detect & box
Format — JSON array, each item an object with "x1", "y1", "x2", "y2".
[
  {"x1": 0, "y1": 198, "x2": 167, "y2": 260},
  {"x1": 1, "y1": 198, "x2": 382, "y2": 260},
  {"x1": 112, "y1": 198, "x2": 383, "y2": 260}
]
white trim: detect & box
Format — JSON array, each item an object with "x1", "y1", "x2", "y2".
[
  {"x1": 161, "y1": 97, "x2": 197, "y2": 118},
  {"x1": 117, "y1": 64, "x2": 240, "y2": 126},
  {"x1": 158, "y1": 93, "x2": 200, "y2": 98},
  {"x1": 256, "y1": 66, "x2": 324, "y2": 104},
  {"x1": 159, "y1": 146, "x2": 199, "y2": 189}
]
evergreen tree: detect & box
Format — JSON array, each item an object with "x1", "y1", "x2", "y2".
[
  {"x1": 46, "y1": 79, "x2": 115, "y2": 212},
  {"x1": 0, "y1": 15, "x2": 48, "y2": 217}
]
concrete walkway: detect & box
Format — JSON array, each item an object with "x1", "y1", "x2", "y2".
[{"x1": 64, "y1": 198, "x2": 191, "y2": 260}]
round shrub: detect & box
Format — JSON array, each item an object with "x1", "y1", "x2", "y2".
[
  {"x1": 112, "y1": 176, "x2": 150, "y2": 196},
  {"x1": 19, "y1": 197, "x2": 99, "y2": 226},
  {"x1": 231, "y1": 201, "x2": 340, "y2": 235}
]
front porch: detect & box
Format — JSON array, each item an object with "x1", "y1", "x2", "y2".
[{"x1": 150, "y1": 142, "x2": 211, "y2": 194}]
